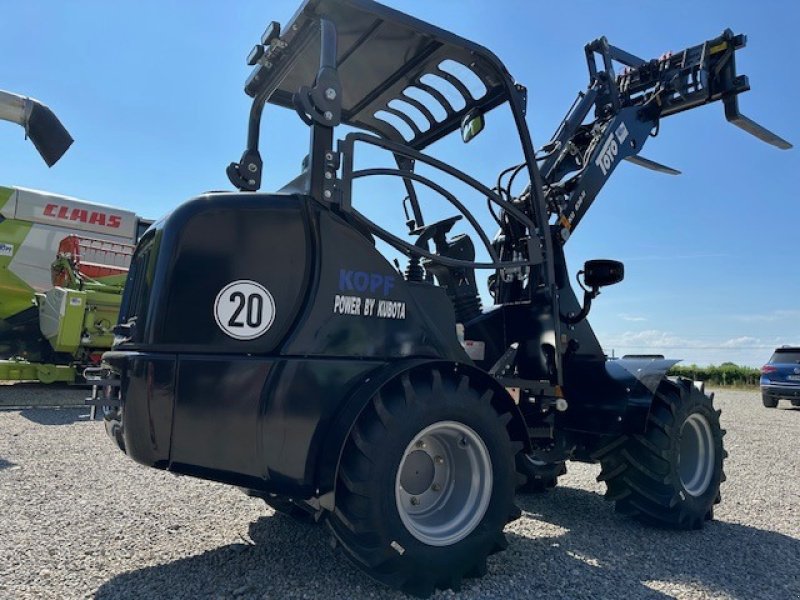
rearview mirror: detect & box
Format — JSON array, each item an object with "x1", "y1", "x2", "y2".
[
  {"x1": 460, "y1": 110, "x2": 485, "y2": 143},
  {"x1": 583, "y1": 259, "x2": 624, "y2": 289}
]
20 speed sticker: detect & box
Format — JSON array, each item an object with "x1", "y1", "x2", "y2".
[{"x1": 214, "y1": 280, "x2": 275, "y2": 340}]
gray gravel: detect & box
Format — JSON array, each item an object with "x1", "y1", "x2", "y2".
[
  {"x1": 0, "y1": 388, "x2": 798, "y2": 599},
  {"x1": 0, "y1": 381, "x2": 86, "y2": 408}
]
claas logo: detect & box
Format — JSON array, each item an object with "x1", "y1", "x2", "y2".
[{"x1": 43, "y1": 203, "x2": 122, "y2": 229}]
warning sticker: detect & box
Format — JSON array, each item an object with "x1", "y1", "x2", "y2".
[
  {"x1": 214, "y1": 280, "x2": 276, "y2": 340},
  {"x1": 0, "y1": 243, "x2": 14, "y2": 257}
]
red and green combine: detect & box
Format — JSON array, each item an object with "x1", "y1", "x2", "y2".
[{"x1": 0, "y1": 90, "x2": 149, "y2": 383}]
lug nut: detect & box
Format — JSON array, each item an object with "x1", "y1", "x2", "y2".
[
  {"x1": 410, "y1": 497, "x2": 419, "y2": 506},
  {"x1": 431, "y1": 483, "x2": 441, "y2": 492},
  {"x1": 325, "y1": 88, "x2": 337, "y2": 100},
  {"x1": 434, "y1": 455, "x2": 444, "y2": 465},
  {"x1": 415, "y1": 440, "x2": 425, "y2": 449},
  {"x1": 324, "y1": 110, "x2": 333, "y2": 121}
]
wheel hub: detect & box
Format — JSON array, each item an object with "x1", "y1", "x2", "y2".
[
  {"x1": 678, "y1": 412, "x2": 716, "y2": 497},
  {"x1": 395, "y1": 421, "x2": 493, "y2": 547},
  {"x1": 399, "y1": 450, "x2": 435, "y2": 495}
]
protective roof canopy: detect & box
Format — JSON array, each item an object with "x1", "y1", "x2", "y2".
[{"x1": 245, "y1": 0, "x2": 515, "y2": 149}]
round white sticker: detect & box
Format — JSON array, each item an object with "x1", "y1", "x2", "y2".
[{"x1": 214, "y1": 280, "x2": 275, "y2": 340}]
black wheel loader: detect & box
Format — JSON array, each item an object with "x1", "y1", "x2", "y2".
[{"x1": 89, "y1": 0, "x2": 791, "y2": 595}]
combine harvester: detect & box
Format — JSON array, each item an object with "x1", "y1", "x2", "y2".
[{"x1": 0, "y1": 90, "x2": 150, "y2": 383}]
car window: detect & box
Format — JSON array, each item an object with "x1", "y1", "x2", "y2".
[{"x1": 769, "y1": 350, "x2": 800, "y2": 363}]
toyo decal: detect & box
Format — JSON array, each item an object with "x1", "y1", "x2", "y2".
[
  {"x1": 595, "y1": 122, "x2": 630, "y2": 176},
  {"x1": 0, "y1": 243, "x2": 13, "y2": 257}
]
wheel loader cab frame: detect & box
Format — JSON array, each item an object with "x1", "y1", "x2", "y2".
[{"x1": 227, "y1": 0, "x2": 567, "y2": 382}]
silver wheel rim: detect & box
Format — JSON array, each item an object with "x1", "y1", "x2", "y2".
[
  {"x1": 678, "y1": 413, "x2": 716, "y2": 497},
  {"x1": 395, "y1": 421, "x2": 493, "y2": 546}
]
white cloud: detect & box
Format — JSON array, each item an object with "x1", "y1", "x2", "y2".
[
  {"x1": 731, "y1": 309, "x2": 800, "y2": 323},
  {"x1": 598, "y1": 329, "x2": 796, "y2": 367},
  {"x1": 618, "y1": 313, "x2": 647, "y2": 322},
  {"x1": 719, "y1": 336, "x2": 760, "y2": 348}
]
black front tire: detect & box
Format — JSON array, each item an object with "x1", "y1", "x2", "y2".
[
  {"x1": 595, "y1": 379, "x2": 726, "y2": 530},
  {"x1": 328, "y1": 369, "x2": 522, "y2": 597},
  {"x1": 762, "y1": 394, "x2": 779, "y2": 408}
]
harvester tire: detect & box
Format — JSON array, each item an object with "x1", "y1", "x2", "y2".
[
  {"x1": 328, "y1": 368, "x2": 522, "y2": 597},
  {"x1": 595, "y1": 378, "x2": 726, "y2": 530},
  {"x1": 516, "y1": 456, "x2": 567, "y2": 493},
  {"x1": 762, "y1": 394, "x2": 779, "y2": 408}
]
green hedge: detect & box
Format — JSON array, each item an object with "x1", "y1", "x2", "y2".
[{"x1": 668, "y1": 362, "x2": 761, "y2": 386}]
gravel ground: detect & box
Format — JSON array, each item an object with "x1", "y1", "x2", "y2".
[
  {"x1": 0, "y1": 387, "x2": 798, "y2": 600},
  {"x1": 0, "y1": 382, "x2": 86, "y2": 408}
]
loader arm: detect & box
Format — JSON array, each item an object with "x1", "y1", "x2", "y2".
[{"x1": 537, "y1": 29, "x2": 791, "y2": 241}]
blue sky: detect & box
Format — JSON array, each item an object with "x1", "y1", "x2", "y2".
[{"x1": 1, "y1": 0, "x2": 798, "y2": 366}]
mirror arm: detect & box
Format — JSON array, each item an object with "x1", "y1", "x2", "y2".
[{"x1": 561, "y1": 288, "x2": 596, "y2": 325}]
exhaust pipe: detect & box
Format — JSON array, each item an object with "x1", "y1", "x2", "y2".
[{"x1": 0, "y1": 89, "x2": 74, "y2": 166}]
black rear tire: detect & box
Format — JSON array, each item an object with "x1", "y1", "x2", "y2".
[
  {"x1": 762, "y1": 394, "x2": 779, "y2": 408},
  {"x1": 516, "y1": 456, "x2": 567, "y2": 493},
  {"x1": 595, "y1": 379, "x2": 726, "y2": 530},
  {"x1": 328, "y1": 369, "x2": 522, "y2": 597}
]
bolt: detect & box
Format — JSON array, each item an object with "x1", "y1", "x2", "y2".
[
  {"x1": 458, "y1": 437, "x2": 468, "y2": 448},
  {"x1": 432, "y1": 483, "x2": 441, "y2": 492},
  {"x1": 248, "y1": 179, "x2": 255, "y2": 186},
  {"x1": 434, "y1": 455, "x2": 444, "y2": 465},
  {"x1": 410, "y1": 497, "x2": 419, "y2": 506},
  {"x1": 325, "y1": 171, "x2": 333, "y2": 180},
  {"x1": 247, "y1": 163, "x2": 258, "y2": 173},
  {"x1": 324, "y1": 110, "x2": 333, "y2": 121},
  {"x1": 325, "y1": 88, "x2": 337, "y2": 100},
  {"x1": 415, "y1": 440, "x2": 426, "y2": 449},
  {"x1": 323, "y1": 190, "x2": 332, "y2": 199},
  {"x1": 325, "y1": 152, "x2": 333, "y2": 161}
]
